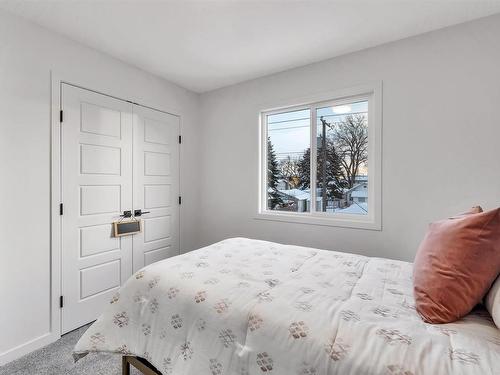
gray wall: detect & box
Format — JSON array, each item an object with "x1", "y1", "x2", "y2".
[
  {"x1": 0, "y1": 10, "x2": 201, "y2": 363},
  {"x1": 198, "y1": 14, "x2": 500, "y2": 262}
]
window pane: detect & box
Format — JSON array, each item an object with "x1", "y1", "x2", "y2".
[
  {"x1": 267, "y1": 109, "x2": 310, "y2": 212},
  {"x1": 315, "y1": 100, "x2": 368, "y2": 215}
]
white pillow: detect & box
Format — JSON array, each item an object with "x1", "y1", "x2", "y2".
[{"x1": 485, "y1": 275, "x2": 500, "y2": 328}]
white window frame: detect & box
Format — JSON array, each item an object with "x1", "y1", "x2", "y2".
[{"x1": 257, "y1": 83, "x2": 382, "y2": 230}]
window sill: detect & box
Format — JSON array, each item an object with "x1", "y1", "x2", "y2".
[{"x1": 255, "y1": 211, "x2": 381, "y2": 231}]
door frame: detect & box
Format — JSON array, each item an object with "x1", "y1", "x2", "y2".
[{"x1": 50, "y1": 71, "x2": 182, "y2": 341}]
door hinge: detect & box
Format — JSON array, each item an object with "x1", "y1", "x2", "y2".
[
  {"x1": 178, "y1": 135, "x2": 182, "y2": 144},
  {"x1": 59, "y1": 296, "x2": 64, "y2": 308},
  {"x1": 178, "y1": 196, "x2": 182, "y2": 205},
  {"x1": 60, "y1": 110, "x2": 63, "y2": 123},
  {"x1": 59, "y1": 203, "x2": 63, "y2": 215}
]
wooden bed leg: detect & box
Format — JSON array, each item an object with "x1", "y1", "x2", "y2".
[{"x1": 122, "y1": 356, "x2": 130, "y2": 375}]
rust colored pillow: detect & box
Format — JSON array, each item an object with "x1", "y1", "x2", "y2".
[
  {"x1": 450, "y1": 206, "x2": 483, "y2": 219},
  {"x1": 455, "y1": 206, "x2": 483, "y2": 216},
  {"x1": 413, "y1": 207, "x2": 500, "y2": 323}
]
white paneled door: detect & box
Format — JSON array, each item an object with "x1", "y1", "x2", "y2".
[
  {"x1": 61, "y1": 84, "x2": 179, "y2": 333},
  {"x1": 132, "y1": 105, "x2": 180, "y2": 272}
]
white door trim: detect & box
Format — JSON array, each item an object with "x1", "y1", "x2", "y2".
[{"x1": 49, "y1": 71, "x2": 182, "y2": 346}]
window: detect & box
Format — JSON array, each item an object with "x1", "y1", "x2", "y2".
[
  {"x1": 266, "y1": 108, "x2": 311, "y2": 213},
  {"x1": 259, "y1": 84, "x2": 381, "y2": 230}
]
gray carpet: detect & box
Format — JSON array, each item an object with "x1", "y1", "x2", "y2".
[{"x1": 0, "y1": 325, "x2": 141, "y2": 375}]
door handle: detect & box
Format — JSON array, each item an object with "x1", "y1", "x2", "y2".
[
  {"x1": 120, "y1": 210, "x2": 132, "y2": 218},
  {"x1": 134, "y1": 209, "x2": 150, "y2": 217}
]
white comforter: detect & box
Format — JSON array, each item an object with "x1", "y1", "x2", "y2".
[{"x1": 74, "y1": 238, "x2": 500, "y2": 375}]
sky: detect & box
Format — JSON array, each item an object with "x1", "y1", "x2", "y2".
[{"x1": 267, "y1": 100, "x2": 368, "y2": 162}]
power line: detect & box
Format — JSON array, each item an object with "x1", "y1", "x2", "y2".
[
  {"x1": 268, "y1": 125, "x2": 309, "y2": 131},
  {"x1": 268, "y1": 111, "x2": 367, "y2": 131},
  {"x1": 318, "y1": 110, "x2": 367, "y2": 118},
  {"x1": 267, "y1": 117, "x2": 310, "y2": 125}
]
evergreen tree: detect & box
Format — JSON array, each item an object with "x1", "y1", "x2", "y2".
[
  {"x1": 297, "y1": 148, "x2": 311, "y2": 189},
  {"x1": 297, "y1": 140, "x2": 346, "y2": 201},
  {"x1": 267, "y1": 138, "x2": 283, "y2": 209},
  {"x1": 318, "y1": 138, "x2": 346, "y2": 200}
]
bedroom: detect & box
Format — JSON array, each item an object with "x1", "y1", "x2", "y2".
[{"x1": 0, "y1": 0, "x2": 499, "y2": 374}]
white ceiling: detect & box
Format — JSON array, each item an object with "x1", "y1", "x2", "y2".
[{"x1": 2, "y1": 0, "x2": 500, "y2": 93}]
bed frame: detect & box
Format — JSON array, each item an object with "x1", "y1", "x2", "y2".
[{"x1": 122, "y1": 356, "x2": 162, "y2": 375}]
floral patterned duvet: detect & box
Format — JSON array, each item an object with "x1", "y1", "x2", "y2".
[{"x1": 74, "y1": 238, "x2": 500, "y2": 375}]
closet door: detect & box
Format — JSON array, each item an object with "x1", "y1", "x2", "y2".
[
  {"x1": 132, "y1": 105, "x2": 180, "y2": 272},
  {"x1": 61, "y1": 84, "x2": 133, "y2": 333}
]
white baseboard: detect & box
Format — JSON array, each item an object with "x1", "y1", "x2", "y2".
[{"x1": 0, "y1": 332, "x2": 59, "y2": 366}]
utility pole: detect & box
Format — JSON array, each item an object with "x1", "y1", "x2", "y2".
[{"x1": 320, "y1": 117, "x2": 330, "y2": 212}]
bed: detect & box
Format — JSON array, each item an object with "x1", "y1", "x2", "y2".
[{"x1": 74, "y1": 238, "x2": 500, "y2": 374}]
